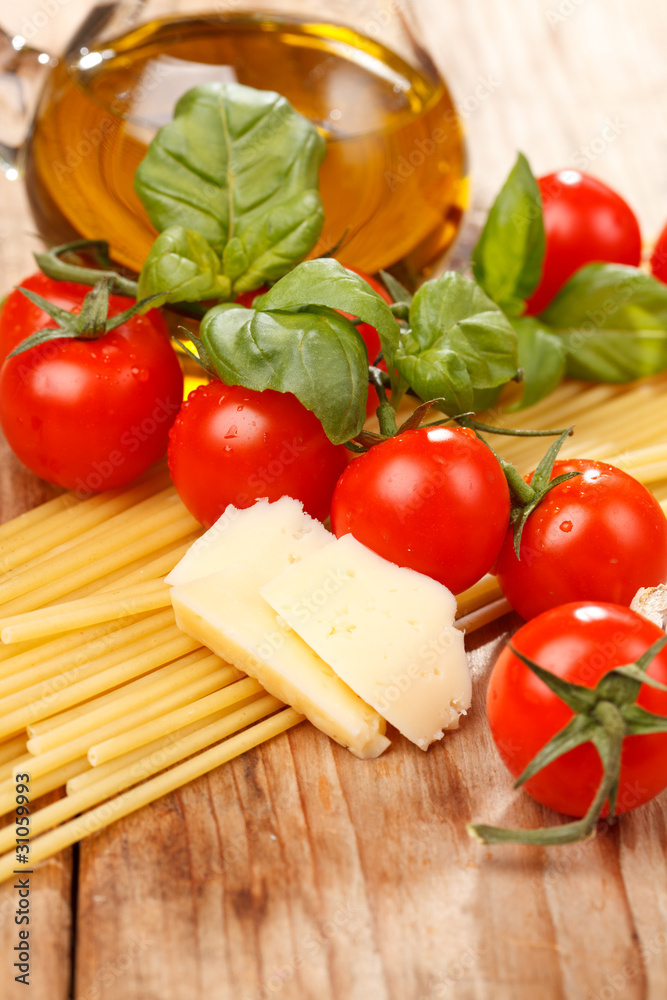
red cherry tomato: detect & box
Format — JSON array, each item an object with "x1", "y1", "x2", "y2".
[
  {"x1": 495, "y1": 459, "x2": 667, "y2": 620},
  {"x1": 525, "y1": 171, "x2": 642, "y2": 315},
  {"x1": 339, "y1": 268, "x2": 393, "y2": 418},
  {"x1": 330, "y1": 425, "x2": 511, "y2": 594},
  {"x1": 0, "y1": 273, "x2": 183, "y2": 492},
  {"x1": 650, "y1": 222, "x2": 667, "y2": 284},
  {"x1": 233, "y1": 287, "x2": 269, "y2": 308},
  {"x1": 487, "y1": 602, "x2": 667, "y2": 817},
  {"x1": 168, "y1": 381, "x2": 348, "y2": 527}
]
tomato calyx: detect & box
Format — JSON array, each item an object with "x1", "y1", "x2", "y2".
[
  {"x1": 469, "y1": 635, "x2": 667, "y2": 846},
  {"x1": 173, "y1": 328, "x2": 218, "y2": 380},
  {"x1": 346, "y1": 391, "x2": 457, "y2": 454},
  {"x1": 503, "y1": 426, "x2": 581, "y2": 558},
  {"x1": 453, "y1": 422, "x2": 580, "y2": 558},
  {"x1": 8, "y1": 277, "x2": 164, "y2": 359}
]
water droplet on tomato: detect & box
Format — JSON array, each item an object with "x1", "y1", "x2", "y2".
[
  {"x1": 223, "y1": 445, "x2": 232, "y2": 453},
  {"x1": 224, "y1": 425, "x2": 238, "y2": 439},
  {"x1": 237, "y1": 405, "x2": 244, "y2": 412},
  {"x1": 130, "y1": 367, "x2": 149, "y2": 382},
  {"x1": 560, "y1": 520, "x2": 573, "y2": 532}
]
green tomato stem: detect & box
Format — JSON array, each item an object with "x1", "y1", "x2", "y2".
[
  {"x1": 468, "y1": 701, "x2": 626, "y2": 847},
  {"x1": 369, "y1": 366, "x2": 399, "y2": 437},
  {"x1": 35, "y1": 240, "x2": 140, "y2": 298}
]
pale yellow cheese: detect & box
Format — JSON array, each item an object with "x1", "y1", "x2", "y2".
[
  {"x1": 166, "y1": 496, "x2": 331, "y2": 587},
  {"x1": 260, "y1": 533, "x2": 471, "y2": 750},
  {"x1": 170, "y1": 570, "x2": 390, "y2": 759},
  {"x1": 167, "y1": 499, "x2": 390, "y2": 759}
]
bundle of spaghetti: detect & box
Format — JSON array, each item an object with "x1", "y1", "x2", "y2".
[
  {"x1": 0, "y1": 706, "x2": 302, "y2": 884},
  {"x1": 486, "y1": 372, "x2": 667, "y2": 474},
  {"x1": 0, "y1": 366, "x2": 665, "y2": 882},
  {"x1": 0, "y1": 469, "x2": 302, "y2": 883}
]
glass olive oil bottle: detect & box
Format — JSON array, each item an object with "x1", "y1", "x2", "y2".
[{"x1": 26, "y1": 14, "x2": 467, "y2": 279}]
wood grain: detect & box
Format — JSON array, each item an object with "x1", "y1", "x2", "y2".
[
  {"x1": 1, "y1": 1, "x2": 667, "y2": 998},
  {"x1": 0, "y1": 433, "x2": 73, "y2": 1000}
]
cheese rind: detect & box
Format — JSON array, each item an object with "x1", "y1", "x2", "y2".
[
  {"x1": 171, "y1": 569, "x2": 390, "y2": 759},
  {"x1": 165, "y1": 496, "x2": 332, "y2": 587},
  {"x1": 260, "y1": 533, "x2": 471, "y2": 750}
]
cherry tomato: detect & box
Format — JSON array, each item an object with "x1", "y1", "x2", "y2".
[
  {"x1": 339, "y1": 268, "x2": 393, "y2": 418},
  {"x1": 0, "y1": 273, "x2": 183, "y2": 492},
  {"x1": 495, "y1": 459, "x2": 667, "y2": 620},
  {"x1": 330, "y1": 425, "x2": 511, "y2": 594},
  {"x1": 487, "y1": 602, "x2": 667, "y2": 817},
  {"x1": 650, "y1": 222, "x2": 667, "y2": 284},
  {"x1": 168, "y1": 381, "x2": 348, "y2": 527},
  {"x1": 525, "y1": 171, "x2": 642, "y2": 315},
  {"x1": 233, "y1": 287, "x2": 269, "y2": 308}
]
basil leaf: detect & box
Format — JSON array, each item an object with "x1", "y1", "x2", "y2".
[
  {"x1": 541, "y1": 263, "x2": 667, "y2": 381},
  {"x1": 395, "y1": 346, "x2": 474, "y2": 414},
  {"x1": 137, "y1": 226, "x2": 231, "y2": 303},
  {"x1": 471, "y1": 385, "x2": 503, "y2": 412},
  {"x1": 561, "y1": 330, "x2": 667, "y2": 381},
  {"x1": 397, "y1": 272, "x2": 518, "y2": 412},
  {"x1": 507, "y1": 316, "x2": 566, "y2": 410},
  {"x1": 255, "y1": 259, "x2": 400, "y2": 373},
  {"x1": 472, "y1": 153, "x2": 544, "y2": 316},
  {"x1": 135, "y1": 82, "x2": 325, "y2": 297},
  {"x1": 200, "y1": 303, "x2": 368, "y2": 444}
]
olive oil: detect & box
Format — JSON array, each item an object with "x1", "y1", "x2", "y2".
[{"x1": 26, "y1": 15, "x2": 467, "y2": 278}]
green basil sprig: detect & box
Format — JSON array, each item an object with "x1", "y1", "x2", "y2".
[
  {"x1": 395, "y1": 273, "x2": 519, "y2": 414},
  {"x1": 474, "y1": 153, "x2": 667, "y2": 406},
  {"x1": 471, "y1": 152, "x2": 544, "y2": 317},
  {"x1": 507, "y1": 316, "x2": 566, "y2": 411},
  {"x1": 255, "y1": 258, "x2": 401, "y2": 378},
  {"x1": 194, "y1": 261, "x2": 520, "y2": 442},
  {"x1": 135, "y1": 82, "x2": 325, "y2": 304},
  {"x1": 198, "y1": 261, "x2": 400, "y2": 445},
  {"x1": 541, "y1": 263, "x2": 667, "y2": 380}
]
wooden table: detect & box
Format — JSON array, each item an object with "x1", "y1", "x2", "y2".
[{"x1": 1, "y1": 2, "x2": 667, "y2": 997}]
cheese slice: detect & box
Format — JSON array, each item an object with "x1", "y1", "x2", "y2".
[
  {"x1": 166, "y1": 496, "x2": 331, "y2": 587},
  {"x1": 168, "y1": 499, "x2": 390, "y2": 759},
  {"x1": 260, "y1": 533, "x2": 471, "y2": 750}
]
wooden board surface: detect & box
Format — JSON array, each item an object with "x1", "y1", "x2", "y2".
[{"x1": 1, "y1": 2, "x2": 667, "y2": 998}]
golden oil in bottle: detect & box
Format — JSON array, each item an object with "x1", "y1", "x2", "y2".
[{"x1": 26, "y1": 15, "x2": 468, "y2": 280}]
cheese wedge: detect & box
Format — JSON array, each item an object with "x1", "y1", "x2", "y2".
[
  {"x1": 168, "y1": 499, "x2": 390, "y2": 759},
  {"x1": 260, "y1": 533, "x2": 471, "y2": 750},
  {"x1": 165, "y1": 495, "x2": 331, "y2": 586},
  {"x1": 171, "y1": 568, "x2": 390, "y2": 758}
]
